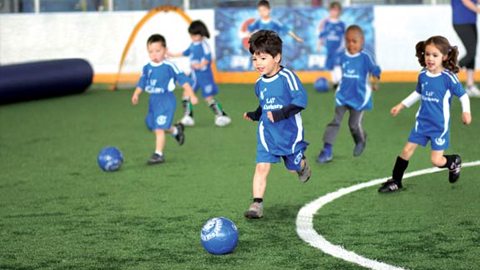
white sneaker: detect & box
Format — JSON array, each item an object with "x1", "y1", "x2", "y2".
[
  {"x1": 466, "y1": 85, "x2": 480, "y2": 98},
  {"x1": 214, "y1": 115, "x2": 231, "y2": 127},
  {"x1": 180, "y1": 115, "x2": 195, "y2": 126}
]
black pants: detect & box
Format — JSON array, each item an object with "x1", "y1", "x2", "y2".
[{"x1": 453, "y1": 23, "x2": 477, "y2": 69}]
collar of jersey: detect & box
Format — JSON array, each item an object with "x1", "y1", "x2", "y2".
[
  {"x1": 261, "y1": 66, "x2": 283, "y2": 82},
  {"x1": 328, "y1": 18, "x2": 341, "y2": 23},
  {"x1": 149, "y1": 61, "x2": 165, "y2": 67},
  {"x1": 260, "y1": 18, "x2": 272, "y2": 23},
  {"x1": 345, "y1": 51, "x2": 361, "y2": 57},
  {"x1": 192, "y1": 41, "x2": 202, "y2": 45},
  {"x1": 425, "y1": 70, "x2": 442, "y2": 77}
]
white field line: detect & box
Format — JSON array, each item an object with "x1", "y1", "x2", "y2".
[{"x1": 296, "y1": 160, "x2": 480, "y2": 270}]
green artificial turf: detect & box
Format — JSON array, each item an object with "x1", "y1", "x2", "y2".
[{"x1": 0, "y1": 83, "x2": 479, "y2": 269}]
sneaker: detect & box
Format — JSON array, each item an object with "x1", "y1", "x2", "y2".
[
  {"x1": 174, "y1": 123, "x2": 185, "y2": 145},
  {"x1": 180, "y1": 115, "x2": 195, "y2": 126},
  {"x1": 378, "y1": 179, "x2": 403, "y2": 193},
  {"x1": 297, "y1": 157, "x2": 312, "y2": 183},
  {"x1": 215, "y1": 115, "x2": 231, "y2": 127},
  {"x1": 466, "y1": 85, "x2": 480, "y2": 98},
  {"x1": 147, "y1": 153, "x2": 165, "y2": 165},
  {"x1": 244, "y1": 202, "x2": 263, "y2": 219},
  {"x1": 353, "y1": 134, "x2": 367, "y2": 157},
  {"x1": 448, "y1": 155, "x2": 462, "y2": 183},
  {"x1": 317, "y1": 149, "x2": 333, "y2": 163}
]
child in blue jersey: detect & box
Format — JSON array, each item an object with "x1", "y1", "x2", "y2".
[
  {"x1": 131, "y1": 34, "x2": 198, "y2": 165},
  {"x1": 379, "y1": 36, "x2": 472, "y2": 193},
  {"x1": 318, "y1": 1, "x2": 345, "y2": 89},
  {"x1": 317, "y1": 25, "x2": 381, "y2": 164},
  {"x1": 247, "y1": 0, "x2": 303, "y2": 43},
  {"x1": 169, "y1": 20, "x2": 231, "y2": 127},
  {"x1": 243, "y1": 30, "x2": 311, "y2": 219}
]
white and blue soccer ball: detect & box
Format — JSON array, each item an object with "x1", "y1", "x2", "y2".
[
  {"x1": 200, "y1": 217, "x2": 238, "y2": 255},
  {"x1": 314, "y1": 77, "x2": 329, "y2": 93},
  {"x1": 97, "y1": 146, "x2": 123, "y2": 172}
]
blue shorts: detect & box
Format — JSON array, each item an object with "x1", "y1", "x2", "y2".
[
  {"x1": 145, "y1": 94, "x2": 176, "y2": 131},
  {"x1": 324, "y1": 51, "x2": 341, "y2": 70},
  {"x1": 192, "y1": 71, "x2": 218, "y2": 98},
  {"x1": 408, "y1": 128, "x2": 450, "y2": 151},
  {"x1": 256, "y1": 147, "x2": 306, "y2": 171}
]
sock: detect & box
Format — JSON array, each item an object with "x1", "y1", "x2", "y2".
[
  {"x1": 171, "y1": 126, "x2": 178, "y2": 136},
  {"x1": 182, "y1": 97, "x2": 193, "y2": 117},
  {"x1": 392, "y1": 156, "x2": 409, "y2": 183},
  {"x1": 155, "y1": 151, "x2": 163, "y2": 156},
  {"x1": 208, "y1": 99, "x2": 226, "y2": 116},
  {"x1": 323, "y1": 143, "x2": 332, "y2": 154},
  {"x1": 253, "y1": 198, "x2": 263, "y2": 204},
  {"x1": 441, "y1": 155, "x2": 456, "y2": 170}
]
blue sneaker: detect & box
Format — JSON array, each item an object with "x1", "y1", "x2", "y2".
[{"x1": 317, "y1": 149, "x2": 333, "y2": 163}]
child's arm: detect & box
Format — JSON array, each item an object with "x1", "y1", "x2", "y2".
[
  {"x1": 391, "y1": 91, "x2": 421, "y2": 117},
  {"x1": 131, "y1": 87, "x2": 142, "y2": 105},
  {"x1": 167, "y1": 51, "x2": 184, "y2": 58},
  {"x1": 289, "y1": 31, "x2": 304, "y2": 43},
  {"x1": 459, "y1": 94, "x2": 472, "y2": 125},
  {"x1": 268, "y1": 104, "x2": 304, "y2": 123},
  {"x1": 191, "y1": 59, "x2": 210, "y2": 70},
  {"x1": 371, "y1": 76, "x2": 380, "y2": 91},
  {"x1": 181, "y1": 83, "x2": 198, "y2": 105},
  {"x1": 244, "y1": 106, "x2": 262, "y2": 122}
]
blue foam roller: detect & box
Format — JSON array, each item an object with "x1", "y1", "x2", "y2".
[{"x1": 0, "y1": 59, "x2": 93, "y2": 104}]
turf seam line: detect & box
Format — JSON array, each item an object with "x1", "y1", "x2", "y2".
[{"x1": 296, "y1": 160, "x2": 480, "y2": 270}]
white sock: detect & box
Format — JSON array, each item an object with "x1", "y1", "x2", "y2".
[
  {"x1": 155, "y1": 151, "x2": 163, "y2": 156},
  {"x1": 171, "y1": 127, "x2": 178, "y2": 136}
]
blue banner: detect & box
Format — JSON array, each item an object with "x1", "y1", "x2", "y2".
[{"x1": 215, "y1": 6, "x2": 375, "y2": 71}]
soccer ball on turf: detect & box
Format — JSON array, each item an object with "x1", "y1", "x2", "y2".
[
  {"x1": 97, "y1": 146, "x2": 123, "y2": 172},
  {"x1": 200, "y1": 217, "x2": 238, "y2": 255},
  {"x1": 314, "y1": 77, "x2": 329, "y2": 93}
]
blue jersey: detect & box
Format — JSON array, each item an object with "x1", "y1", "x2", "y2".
[
  {"x1": 452, "y1": 0, "x2": 477, "y2": 24},
  {"x1": 335, "y1": 50, "x2": 381, "y2": 111},
  {"x1": 255, "y1": 67, "x2": 308, "y2": 156},
  {"x1": 319, "y1": 19, "x2": 345, "y2": 53},
  {"x1": 182, "y1": 40, "x2": 218, "y2": 97},
  {"x1": 248, "y1": 18, "x2": 290, "y2": 35},
  {"x1": 413, "y1": 70, "x2": 466, "y2": 136}
]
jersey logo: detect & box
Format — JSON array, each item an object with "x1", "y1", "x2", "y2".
[
  {"x1": 435, "y1": 137, "x2": 446, "y2": 146},
  {"x1": 294, "y1": 151, "x2": 303, "y2": 165},
  {"x1": 260, "y1": 88, "x2": 267, "y2": 100}
]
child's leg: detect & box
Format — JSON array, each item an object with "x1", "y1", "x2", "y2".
[
  {"x1": 348, "y1": 108, "x2": 366, "y2": 156},
  {"x1": 318, "y1": 106, "x2": 347, "y2": 163},
  {"x1": 331, "y1": 65, "x2": 342, "y2": 87},
  {"x1": 245, "y1": 162, "x2": 271, "y2": 219},
  {"x1": 154, "y1": 129, "x2": 166, "y2": 154},
  {"x1": 432, "y1": 150, "x2": 462, "y2": 183},
  {"x1": 379, "y1": 142, "x2": 417, "y2": 192},
  {"x1": 180, "y1": 97, "x2": 195, "y2": 126},
  {"x1": 205, "y1": 95, "x2": 228, "y2": 116}
]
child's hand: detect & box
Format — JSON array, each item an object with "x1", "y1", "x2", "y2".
[
  {"x1": 390, "y1": 103, "x2": 405, "y2": 117},
  {"x1": 243, "y1": 112, "x2": 253, "y2": 121},
  {"x1": 462, "y1": 112, "x2": 472, "y2": 125},
  {"x1": 371, "y1": 76, "x2": 380, "y2": 91},
  {"x1": 267, "y1": 111, "x2": 274, "y2": 122},
  {"x1": 191, "y1": 63, "x2": 202, "y2": 70},
  {"x1": 131, "y1": 94, "x2": 139, "y2": 105}
]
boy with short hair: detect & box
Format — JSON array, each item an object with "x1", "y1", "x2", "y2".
[
  {"x1": 131, "y1": 34, "x2": 198, "y2": 165},
  {"x1": 243, "y1": 30, "x2": 311, "y2": 219}
]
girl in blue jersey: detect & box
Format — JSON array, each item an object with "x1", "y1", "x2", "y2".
[
  {"x1": 317, "y1": 25, "x2": 381, "y2": 164},
  {"x1": 318, "y1": 1, "x2": 345, "y2": 89},
  {"x1": 131, "y1": 34, "x2": 198, "y2": 165},
  {"x1": 243, "y1": 30, "x2": 311, "y2": 219},
  {"x1": 169, "y1": 20, "x2": 231, "y2": 127},
  {"x1": 379, "y1": 36, "x2": 472, "y2": 193}
]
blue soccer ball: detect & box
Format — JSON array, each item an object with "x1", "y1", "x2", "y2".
[
  {"x1": 97, "y1": 146, "x2": 123, "y2": 172},
  {"x1": 200, "y1": 217, "x2": 238, "y2": 255},
  {"x1": 314, "y1": 77, "x2": 329, "y2": 93}
]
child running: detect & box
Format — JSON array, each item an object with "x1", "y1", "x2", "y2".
[
  {"x1": 131, "y1": 34, "x2": 198, "y2": 165},
  {"x1": 243, "y1": 30, "x2": 311, "y2": 219},
  {"x1": 379, "y1": 35, "x2": 472, "y2": 193},
  {"x1": 317, "y1": 25, "x2": 381, "y2": 163},
  {"x1": 169, "y1": 20, "x2": 231, "y2": 127}
]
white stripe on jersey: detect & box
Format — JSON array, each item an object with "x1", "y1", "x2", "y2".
[
  {"x1": 360, "y1": 80, "x2": 372, "y2": 109},
  {"x1": 439, "y1": 90, "x2": 451, "y2": 140},
  {"x1": 291, "y1": 113, "x2": 303, "y2": 154},
  {"x1": 164, "y1": 61, "x2": 181, "y2": 74},
  {"x1": 279, "y1": 71, "x2": 299, "y2": 91},
  {"x1": 442, "y1": 70, "x2": 460, "y2": 84},
  {"x1": 259, "y1": 121, "x2": 269, "y2": 152},
  {"x1": 282, "y1": 68, "x2": 299, "y2": 91},
  {"x1": 201, "y1": 41, "x2": 211, "y2": 55}
]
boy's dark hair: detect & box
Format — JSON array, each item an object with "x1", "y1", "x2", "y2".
[
  {"x1": 415, "y1": 36, "x2": 460, "y2": 73},
  {"x1": 346, "y1": 24, "x2": 364, "y2": 37},
  {"x1": 147, "y1": 34, "x2": 166, "y2": 47},
  {"x1": 257, "y1": 0, "x2": 270, "y2": 9},
  {"x1": 248, "y1": 30, "x2": 282, "y2": 57},
  {"x1": 329, "y1": 1, "x2": 342, "y2": 10},
  {"x1": 188, "y1": 20, "x2": 210, "y2": 39}
]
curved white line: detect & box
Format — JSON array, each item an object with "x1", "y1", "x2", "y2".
[{"x1": 296, "y1": 160, "x2": 480, "y2": 270}]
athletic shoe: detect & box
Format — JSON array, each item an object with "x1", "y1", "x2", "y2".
[
  {"x1": 353, "y1": 134, "x2": 367, "y2": 157},
  {"x1": 317, "y1": 149, "x2": 333, "y2": 163},
  {"x1": 215, "y1": 115, "x2": 232, "y2": 127},
  {"x1": 297, "y1": 157, "x2": 312, "y2": 183},
  {"x1": 180, "y1": 115, "x2": 195, "y2": 126},
  {"x1": 174, "y1": 123, "x2": 185, "y2": 145},
  {"x1": 378, "y1": 179, "x2": 403, "y2": 193},
  {"x1": 244, "y1": 202, "x2": 263, "y2": 219},
  {"x1": 466, "y1": 85, "x2": 480, "y2": 98},
  {"x1": 449, "y1": 154, "x2": 462, "y2": 183},
  {"x1": 147, "y1": 153, "x2": 165, "y2": 165}
]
